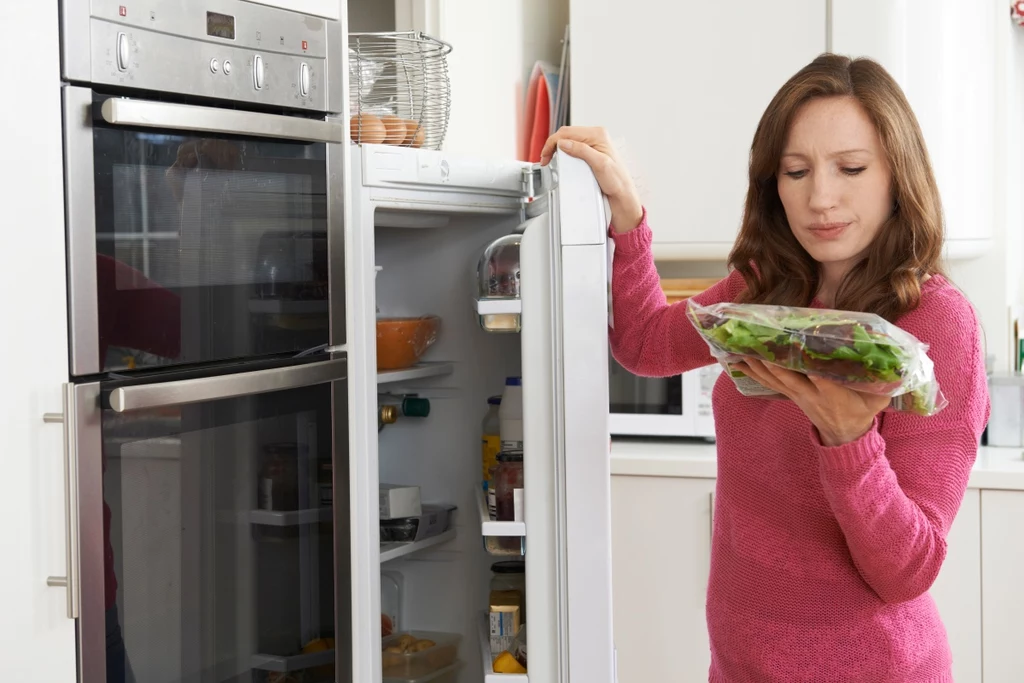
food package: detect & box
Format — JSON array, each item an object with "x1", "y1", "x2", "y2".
[
  {"x1": 489, "y1": 590, "x2": 522, "y2": 655},
  {"x1": 686, "y1": 300, "x2": 947, "y2": 416},
  {"x1": 379, "y1": 484, "x2": 422, "y2": 520}
]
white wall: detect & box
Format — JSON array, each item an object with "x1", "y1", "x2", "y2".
[
  {"x1": 396, "y1": 0, "x2": 568, "y2": 161},
  {"x1": 947, "y1": 8, "x2": 1024, "y2": 372},
  {"x1": 0, "y1": 2, "x2": 79, "y2": 681}
]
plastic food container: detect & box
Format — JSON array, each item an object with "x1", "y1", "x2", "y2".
[
  {"x1": 381, "y1": 630, "x2": 462, "y2": 681},
  {"x1": 379, "y1": 504, "x2": 456, "y2": 543}
]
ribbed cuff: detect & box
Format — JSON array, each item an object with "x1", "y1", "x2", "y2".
[
  {"x1": 813, "y1": 418, "x2": 885, "y2": 470},
  {"x1": 607, "y1": 207, "x2": 651, "y2": 254}
]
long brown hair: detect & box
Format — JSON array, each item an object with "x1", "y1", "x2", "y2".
[{"x1": 729, "y1": 53, "x2": 945, "y2": 322}]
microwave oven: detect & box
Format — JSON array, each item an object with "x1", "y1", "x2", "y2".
[{"x1": 608, "y1": 355, "x2": 723, "y2": 438}]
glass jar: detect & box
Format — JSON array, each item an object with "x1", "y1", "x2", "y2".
[
  {"x1": 494, "y1": 450, "x2": 524, "y2": 523},
  {"x1": 477, "y1": 234, "x2": 521, "y2": 299},
  {"x1": 490, "y1": 560, "x2": 526, "y2": 624},
  {"x1": 476, "y1": 234, "x2": 522, "y2": 333}
]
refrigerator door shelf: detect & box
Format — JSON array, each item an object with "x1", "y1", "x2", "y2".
[
  {"x1": 477, "y1": 488, "x2": 526, "y2": 537},
  {"x1": 479, "y1": 613, "x2": 529, "y2": 682},
  {"x1": 476, "y1": 298, "x2": 523, "y2": 334}
]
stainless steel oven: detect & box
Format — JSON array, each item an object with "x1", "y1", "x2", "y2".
[
  {"x1": 60, "y1": 357, "x2": 350, "y2": 683},
  {"x1": 55, "y1": 2, "x2": 350, "y2": 682},
  {"x1": 61, "y1": 0, "x2": 345, "y2": 377}
]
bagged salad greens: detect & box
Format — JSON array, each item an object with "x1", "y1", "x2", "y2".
[{"x1": 686, "y1": 300, "x2": 947, "y2": 416}]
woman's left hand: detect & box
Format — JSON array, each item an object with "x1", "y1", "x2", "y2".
[{"x1": 737, "y1": 359, "x2": 892, "y2": 447}]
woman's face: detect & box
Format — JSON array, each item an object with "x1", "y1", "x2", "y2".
[{"x1": 777, "y1": 96, "x2": 893, "y2": 277}]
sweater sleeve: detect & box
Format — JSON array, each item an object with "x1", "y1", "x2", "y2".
[
  {"x1": 608, "y1": 209, "x2": 746, "y2": 377},
  {"x1": 812, "y1": 286, "x2": 990, "y2": 604}
]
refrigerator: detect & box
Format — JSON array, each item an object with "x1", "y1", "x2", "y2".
[{"x1": 346, "y1": 142, "x2": 616, "y2": 683}]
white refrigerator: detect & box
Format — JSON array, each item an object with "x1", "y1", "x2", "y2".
[{"x1": 345, "y1": 143, "x2": 616, "y2": 683}]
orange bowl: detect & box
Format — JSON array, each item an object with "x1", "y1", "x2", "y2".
[{"x1": 376, "y1": 316, "x2": 441, "y2": 370}]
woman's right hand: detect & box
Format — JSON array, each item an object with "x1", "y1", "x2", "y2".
[{"x1": 540, "y1": 126, "x2": 644, "y2": 234}]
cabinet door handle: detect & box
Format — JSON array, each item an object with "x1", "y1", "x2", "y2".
[{"x1": 43, "y1": 384, "x2": 80, "y2": 619}]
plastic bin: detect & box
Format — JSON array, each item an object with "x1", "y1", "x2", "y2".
[{"x1": 381, "y1": 630, "x2": 462, "y2": 681}]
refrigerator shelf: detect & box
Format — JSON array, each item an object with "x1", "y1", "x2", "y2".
[
  {"x1": 378, "y1": 362, "x2": 454, "y2": 385},
  {"x1": 478, "y1": 613, "x2": 528, "y2": 682},
  {"x1": 250, "y1": 648, "x2": 334, "y2": 673},
  {"x1": 475, "y1": 298, "x2": 522, "y2": 315},
  {"x1": 477, "y1": 489, "x2": 526, "y2": 536},
  {"x1": 248, "y1": 507, "x2": 332, "y2": 526},
  {"x1": 380, "y1": 528, "x2": 457, "y2": 563}
]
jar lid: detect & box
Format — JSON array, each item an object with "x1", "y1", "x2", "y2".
[
  {"x1": 491, "y1": 560, "x2": 525, "y2": 574},
  {"x1": 488, "y1": 395, "x2": 502, "y2": 406},
  {"x1": 497, "y1": 450, "x2": 523, "y2": 462}
]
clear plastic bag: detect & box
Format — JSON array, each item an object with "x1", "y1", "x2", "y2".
[{"x1": 686, "y1": 300, "x2": 948, "y2": 416}]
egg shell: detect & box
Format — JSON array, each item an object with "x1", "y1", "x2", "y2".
[
  {"x1": 380, "y1": 115, "x2": 407, "y2": 145},
  {"x1": 350, "y1": 113, "x2": 386, "y2": 144}
]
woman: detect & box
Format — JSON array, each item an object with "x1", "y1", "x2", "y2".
[{"x1": 543, "y1": 54, "x2": 990, "y2": 682}]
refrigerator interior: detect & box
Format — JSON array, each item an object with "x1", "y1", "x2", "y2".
[{"x1": 374, "y1": 209, "x2": 526, "y2": 683}]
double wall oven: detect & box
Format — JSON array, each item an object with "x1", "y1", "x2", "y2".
[{"x1": 56, "y1": 2, "x2": 349, "y2": 682}]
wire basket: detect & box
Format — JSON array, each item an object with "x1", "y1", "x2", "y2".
[{"x1": 349, "y1": 32, "x2": 452, "y2": 150}]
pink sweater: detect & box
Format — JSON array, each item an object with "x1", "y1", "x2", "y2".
[{"x1": 608, "y1": 215, "x2": 990, "y2": 683}]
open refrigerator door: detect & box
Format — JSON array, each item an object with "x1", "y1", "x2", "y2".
[
  {"x1": 346, "y1": 143, "x2": 614, "y2": 683},
  {"x1": 519, "y1": 153, "x2": 615, "y2": 683}
]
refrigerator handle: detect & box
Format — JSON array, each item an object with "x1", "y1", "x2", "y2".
[
  {"x1": 43, "y1": 384, "x2": 80, "y2": 620},
  {"x1": 106, "y1": 357, "x2": 348, "y2": 413}
]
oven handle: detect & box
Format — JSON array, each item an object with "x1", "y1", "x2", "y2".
[
  {"x1": 100, "y1": 97, "x2": 344, "y2": 144},
  {"x1": 108, "y1": 358, "x2": 348, "y2": 413},
  {"x1": 43, "y1": 384, "x2": 81, "y2": 620}
]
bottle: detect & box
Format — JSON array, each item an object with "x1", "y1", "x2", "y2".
[
  {"x1": 499, "y1": 377, "x2": 524, "y2": 450},
  {"x1": 482, "y1": 395, "x2": 502, "y2": 517}
]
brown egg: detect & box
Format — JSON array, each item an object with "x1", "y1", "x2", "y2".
[
  {"x1": 401, "y1": 120, "x2": 419, "y2": 145},
  {"x1": 350, "y1": 113, "x2": 386, "y2": 144},
  {"x1": 380, "y1": 115, "x2": 407, "y2": 145},
  {"x1": 410, "y1": 126, "x2": 426, "y2": 148}
]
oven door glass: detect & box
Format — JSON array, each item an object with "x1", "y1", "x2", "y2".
[
  {"x1": 73, "y1": 358, "x2": 348, "y2": 683},
  {"x1": 608, "y1": 353, "x2": 683, "y2": 415},
  {"x1": 68, "y1": 89, "x2": 337, "y2": 375}
]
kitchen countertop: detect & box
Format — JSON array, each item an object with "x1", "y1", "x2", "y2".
[{"x1": 610, "y1": 438, "x2": 1024, "y2": 491}]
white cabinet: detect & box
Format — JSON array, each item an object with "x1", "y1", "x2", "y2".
[
  {"x1": 243, "y1": 0, "x2": 341, "y2": 19},
  {"x1": 981, "y1": 490, "x2": 1024, "y2": 682},
  {"x1": 611, "y1": 473, "x2": 985, "y2": 683},
  {"x1": 570, "y1": 1, "x2": 826, "y2": 259},
  {"x1": 0, "y1": 2, "x2": 78, "y2": 680},
  {"x1": 571, "y1": 0, "x2": 1001, "y2": 261},
  {"x1": 611, "y1": 475, "x2": 715, "y2": 682},
  {"x1": 928, "y1": 489, "x2": 982, "y2": 683},
  {"x1": 831, "y1": 0, "x2": 998, "y2": 259}
]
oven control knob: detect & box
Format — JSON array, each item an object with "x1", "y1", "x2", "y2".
[
  {"x1": 116, "y1": 32, "x2": 129, "y2": 72},
  {"x1": 253, "y1": 54, "x2": 265, "y2": 90},
  {"x1": 299, "y1": 62, "x2": 310, "y2": 97}
]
